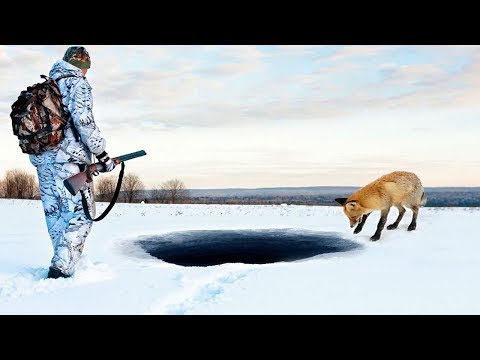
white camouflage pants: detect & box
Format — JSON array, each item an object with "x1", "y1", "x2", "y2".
[{"x1": 35, "y1": 162, "x2": 96, "y2": 275}]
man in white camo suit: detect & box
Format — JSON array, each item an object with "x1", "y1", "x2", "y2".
[{"x1": 30, "y1": 46, "x2": 116, "y2": 279}]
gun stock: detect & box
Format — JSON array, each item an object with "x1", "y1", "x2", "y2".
[
  {"x1": 64, "y1": 171, "x2": 89, "y2": 196},
  {"x1": 63, "y1": 150, "x2": 147, "y2": 196}
]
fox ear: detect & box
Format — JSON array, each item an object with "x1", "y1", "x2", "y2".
[
  {"x1": 346, "y1": 201, "x2": 357, "y2": 210},
  {"x1": 335, "y1": 197, "x2": 348, "y2": 205}
]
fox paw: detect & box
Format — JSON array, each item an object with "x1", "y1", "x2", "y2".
[
  {"x1": 353, "y1": 227, "x2": 363, "y2": 234},
  {"x1": 370, "y1": 234, "x2": 381, "y2": 241},
  {"x1": 408, "y1": 223, "x2": 416, "y2": 231},
  {"x1": 387, "y1": 224, "x2": 398, "y2": 230}
]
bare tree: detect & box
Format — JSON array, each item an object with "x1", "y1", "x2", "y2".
[
  {"x1": 95, "y1": 175, "x2": 117, "y2": 202},
  {"x1": 121, "y1": 173, "x2": 145, "y2": 203},
  {"x1": 0, "y1": 178, "x2": 5, "y2": 198},
  {"x1": 2, "y1": 168, "x2": 37, "y2": 199},
  {"x1": 161, "y1": 178, "x2": 190, "y2": 204},
  {"x1": 150, "y1": 185, "x2": 167, "y2": 203}
]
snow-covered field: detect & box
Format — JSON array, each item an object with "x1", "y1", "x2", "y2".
[{"x1": 0, "y1": 199, "x2": 478, "y2": 314}]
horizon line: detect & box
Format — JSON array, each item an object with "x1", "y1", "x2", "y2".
[{"x1": 165, "y1": 185, "x2": 480, "y2": 190}]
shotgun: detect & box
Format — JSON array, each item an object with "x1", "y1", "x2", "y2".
[{"x1": 64, "y1": 150, "x2": 147, "y2": 196}]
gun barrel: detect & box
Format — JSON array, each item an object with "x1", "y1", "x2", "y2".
[{"x1": 115, "y1": 150, "x2": 147, "y2": 163}]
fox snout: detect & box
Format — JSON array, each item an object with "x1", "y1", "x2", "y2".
[{"x1": 350, "y1": 220, "x2": 358, "y2": 228}]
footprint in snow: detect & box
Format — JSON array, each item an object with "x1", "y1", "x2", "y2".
[{"x1": 0, "y1": 257, "x2": 113, "y2": 300}]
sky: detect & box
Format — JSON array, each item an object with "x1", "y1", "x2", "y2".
[{"x1": 1, "y1": 45, "x2": 479, "y2": 189}]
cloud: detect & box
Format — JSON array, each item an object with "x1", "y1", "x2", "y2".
[
  {"x1": 302, "y1": 46, "x2": 480, "y2": 112},
  {"x1": 446, "y1": 48, "x2": 480, "y2": 107},
  {"x1": 275, "y1": 45, "x2": 323, "y2": 52},
  {"x1": 1, "y1": 45, "x2": 480, "y2": 188},
  {"x1": 2, "y1": 45, "x2": 480, "y2": 135},
  {"x1": 320, "y1": 45, "x2": 398, "y2": 62},
  {"x1": 213, "y1": 45, "x2": 268, "y2": 60},
  {"x1": 381, "y1": 63, "x2": 451, "y2": 87},
  {"x1": 0, "y1": 46, "x2": 13, "y2": 66},
  {"x1": 0, "y1": 46, "x2": 44, "y2": 68},
  {"x1": 87, "y1": 44, "x2": 480, "y2": 133},
  {"x1": 199, "y1": 60, "x2": 264, "y2": 77}
]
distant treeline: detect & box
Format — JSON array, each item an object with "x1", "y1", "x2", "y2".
[
  {"x1": 2, "y1": 171, "x2": 480, "y2": 207},
  {"x1": 186, "y1": 190, "x2": 480, "y2": 207},
  {"x1": 421, "y1": 191, "x2": 480, "y2": 207}
]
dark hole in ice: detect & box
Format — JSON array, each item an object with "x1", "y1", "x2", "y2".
[{"x1": 137, "y1": 229, "x2": 361, "y2": 267}]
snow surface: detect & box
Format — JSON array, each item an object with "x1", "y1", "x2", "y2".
[{"x1": 0, "y1": 199, "x2": 479, "y2": 314}]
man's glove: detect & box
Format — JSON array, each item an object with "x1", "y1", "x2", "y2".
[{"x1": 96, "y1": 151, "x2": 116, "y2": 172}]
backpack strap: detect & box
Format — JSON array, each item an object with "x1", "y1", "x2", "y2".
[
  {"x1": 80, "y1": 161, "x2": 125, "y2": 222},
  {"x1": 52, "y1": 74, "x2": 77, "y2": 82},
  {"x1": 70, "y1": 118, "x2": 81, "y2": 143},
  {"x1": 40, "y1": 74, "x2": 78, "y2": 81}
]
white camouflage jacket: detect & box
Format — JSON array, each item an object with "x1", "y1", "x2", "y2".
[{"x1": 30, "y1": 60, "x2": 106, "y2": 167}]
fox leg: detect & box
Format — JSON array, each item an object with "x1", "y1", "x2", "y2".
[
  {"x1": 371, "y1": 208, "x2": 390, "y2": 241},
  {"x1": 387, "y1": 204, "x2": 406, "y2": 230},
  {"x1": 354, "y1": 212, "x2": 370, "y2": 234},
  {"x1": 408, "y1": 205, "x2": 419, "y2": 231}
]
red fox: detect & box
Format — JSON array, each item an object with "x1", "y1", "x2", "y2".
[{"x1": 335, "y1": 171, "x2": 427, "y2": 241}]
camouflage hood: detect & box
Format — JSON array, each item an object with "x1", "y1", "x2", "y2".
[{"x1": 49, "y1": 60, "x2": 84, "y2": 80}]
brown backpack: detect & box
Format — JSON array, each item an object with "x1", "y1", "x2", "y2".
[{"x1": 10, "y1": 74, "x2": 75, "y2": 155}]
